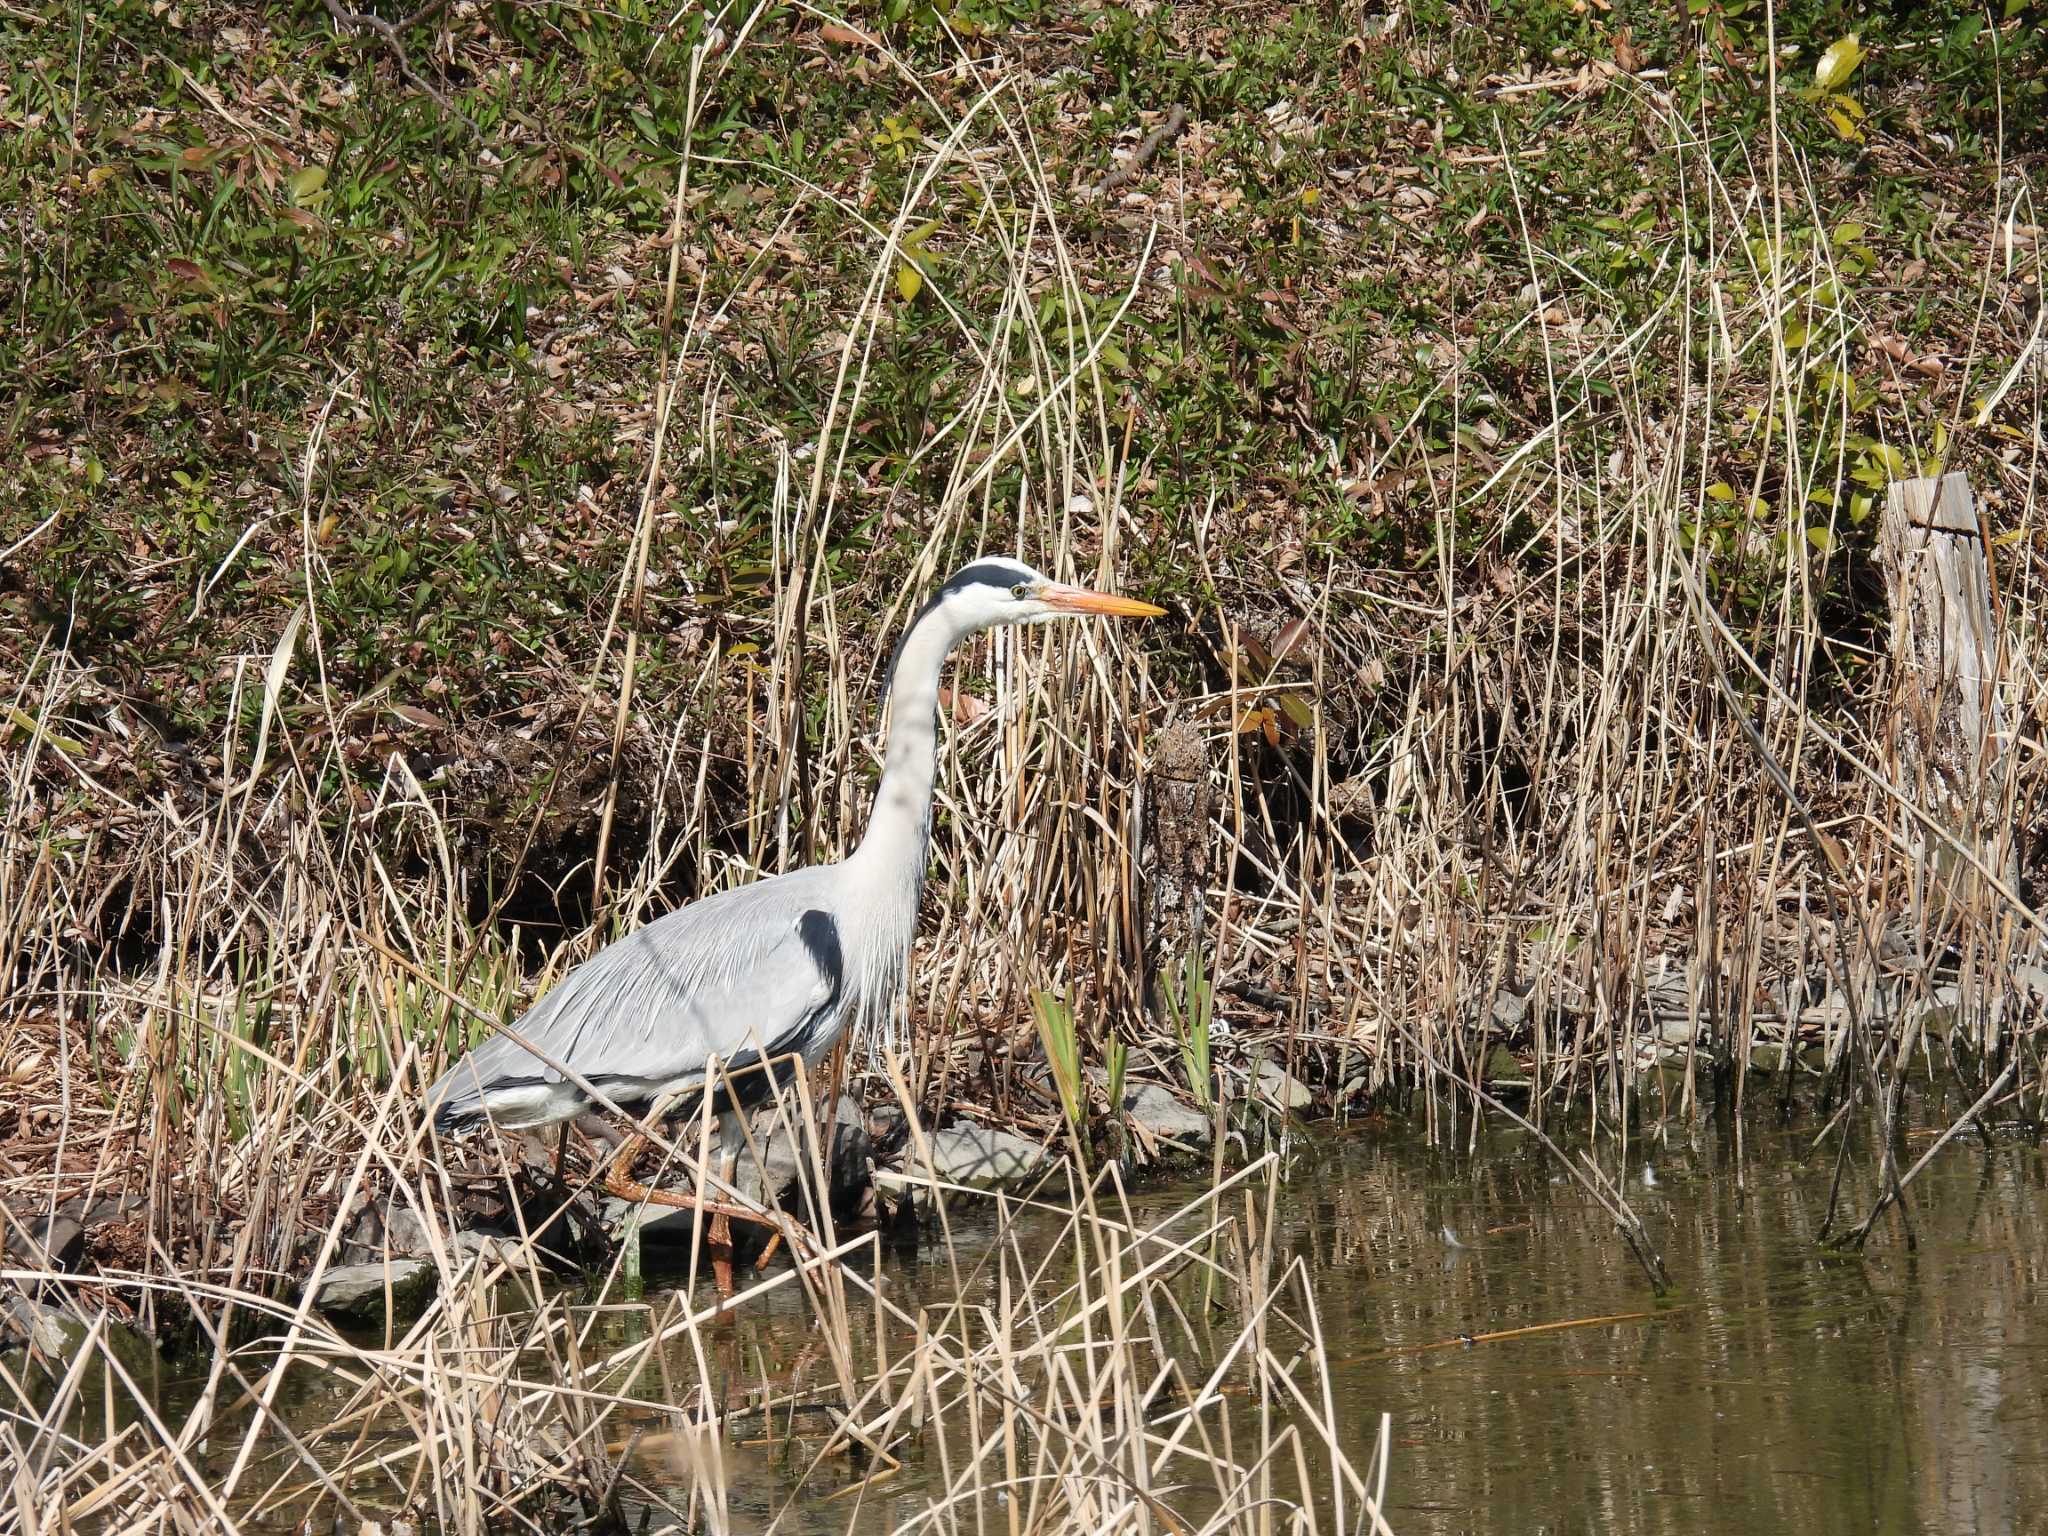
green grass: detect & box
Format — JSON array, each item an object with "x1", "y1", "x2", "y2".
[{"x1": 3, "y1": 0, "x2": 2042, "y2": 900}]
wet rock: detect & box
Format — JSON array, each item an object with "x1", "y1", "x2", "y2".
[
  {"x1": 311, "y1": 1260, "x2": 436, "y2": 1325},
  {"x1": 1485, "y1": 1045, "x2": 1528, "y2": 1086},
  {"x1": 729, "y1": 1093, "x2": 870, "y2": 1218},
  {"x1": 1250, "y1": 1060, "x2": 1312, "y2": 1112},
  {"x1": 884, "y1": 1185, "x2": 920, "y2": 1257},
  {"x1": 601, "y1": 1196, "x2": 700, "y2": 1247},
  {"x1": 5, "y1": 1214, "x2": 84, "y2": 1271},
  {"x1": 1489, "y1": 986, "x2": 1532, "y2": 1032},
  {"x1": 1905, "y1": 983, "x2": 1964, "y2": 1037},
  {"x1": 1121, "y1": 1081, "x2": 1212, "y2": 1150},
  {"x1": 2011, "y1": 967, "x2": 2048, "y2": 1007},
  {"x1": 877, "y1": 1124, "x2": 1051, "y2": 1212},
  {"x1": 2, "y1": 1295, "x2": 89, "y2": 1358},
  {"x1": 56, "y1": 1191, "x2": 145, "y2": 1228},
  {"x1": 867, "y1": 1100, "x2": 915, "y2": 1155},
  {"x1": 1748, "y1": 1043, "x2": 1789, "y2": 1073},
  {"x1": 930, "y1": 1124, "x2": 1050, "y2": 1187},
  {"x1": 823, "y1": 1096, "x2": 873, "y2": 1213},
  {"x1": 1659, "y1": 1014, "x2": 1704, "y2": 1046},
  {"x1": 1, "y1": 1294, "x2": 158, "y2": 1378},
  {"x1": 344, "y1": 1198, "x2": 438, "y2": 1262}
]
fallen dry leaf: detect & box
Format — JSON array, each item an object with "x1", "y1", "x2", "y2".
[{"x1": 937, "y1": 687, "x2": 991, "y2": 726}]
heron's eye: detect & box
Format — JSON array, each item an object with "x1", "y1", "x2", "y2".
[{"x1": 1010, "y1": 583, "x2": 1029, "y2": 600}]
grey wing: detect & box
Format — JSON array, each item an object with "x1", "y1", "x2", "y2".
[{"x1": 428, "y1": 870, "x2": 846, "y2": 1128}]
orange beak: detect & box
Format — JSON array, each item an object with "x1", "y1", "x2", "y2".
[{"x1": 1039, "y1": 583, "x2": 1167, "y2": 618}]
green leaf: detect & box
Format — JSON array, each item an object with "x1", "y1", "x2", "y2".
[
  {"x1": 896, "y1": 261, "x2": 923, "y2": 302},
  {"x1": 1031, "y1": 990, "x2": 1085, "y2": 1141},
  {"x1": 1815, "y1": 34, "x2": 1863, "y2": 91},
  {"x1": 288, "y1": 164, "x2": 327, "y2": 201},
  {"x1": 1707, "y1": 481, "x2": 1736, "y2": 502},
  {"x1": 1806, "y1": 525, "x2": 1837, "y2": 555}
]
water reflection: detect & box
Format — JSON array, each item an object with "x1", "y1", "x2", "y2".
[{"x1": 611, "y1": 1112, "x2": 2046, "y2": 1535}]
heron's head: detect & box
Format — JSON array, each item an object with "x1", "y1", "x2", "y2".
[{"x1": 934, "y1": 556, "x2": 1166, "y2": 633}]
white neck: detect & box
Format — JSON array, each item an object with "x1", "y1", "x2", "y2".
[
  {"x1": 840, "y1": 597, "x2": 982, "y2": 1046},
  {"x1": 851, "y1": 602, "x2": 964, "y2": 888}
]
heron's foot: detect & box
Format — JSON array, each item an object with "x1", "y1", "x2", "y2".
[
  {"x1": 707, "y1": 1208, "x2": 735, "y2": 1295},
  {"x1": 600, "y1": 1131, "x2": 789, "y2": 1282}
]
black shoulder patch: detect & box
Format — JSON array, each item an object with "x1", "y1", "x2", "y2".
[
  {"x1": 697, "y1": 909, "x2": 844, "y2": 1117},
  {"x1": 797, "y1": 909, "x2": 845, "y2": 1010}
]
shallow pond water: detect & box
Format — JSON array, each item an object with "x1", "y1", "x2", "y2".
[
  {"x1": 42, "y1": 1103, "x2": 2048, "y2": 1535},
  {"x1": 592, "y1": 1107, "x2": 2048, "y2": 1535}
]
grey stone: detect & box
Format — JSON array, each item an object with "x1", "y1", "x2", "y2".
[
  {"x1": 1905, "y1": 982, "x2": 1965, "y2": 1036},
  {"x1": 876, "y1": 1123, "x2": 1050, "y2": 1209},
  {"x1": 1485, "y1": 1045, "x2": 1528, "y2": 1086},
  {"x1": 868, "y1": 1101, "x2": 915, "y2": 1148},
  {"x1": 1805, "y1": 985, "x2": 1857, "y2": 1028},
  {"x1": 452, "y1": 1230, "x2": 520, "y2": 1268},
  {"x1": 57, "y1": 1192, "x2": 144, "y2": 1229},
  {"x1": 872, "y1": 1122, "x2": 1048, "y2": 1220},
  {"x1": 1121, "y1": 1080, "x2": 1212, "y2": 1150},
  {"x1": 728, "y1": 1092, "x2": 871, "y2": 1217},
  {"x1": 727, "y1": 1117, "x2": 805, "y2": 1210},
  {"x1": 1768, "y1": 974, "x2": 1821, "y2": 1019},
  {"x1": 1658, "y1": 1014, "x2": 1704, "y2": 1046},
  {"x1": 1808, "y1": 977, "x2": 1908, "y2": 1029},
  {"x1": 1250, "y1": 1060, "x2": 1312, "y2": 1112},
  {"x1": 929, "y1": 1124, "x2": 1050, "y2": 1188},
  {"x1": 5, "y1": 1215, "x2": 83, "y2": 1271},
  {"x1": 1489, "y1": 986, "x2": 1532, "y2": 1032},
  {"x1": 1642, "y1": 971, "x2": 1692, "y2": 1019},
  {"x1": 3, "y1": 1295, "x2": 89, "y2": 1357},
  {"x1": 311, "y1": 1260, "x2": 436, "y2": 1324},
  {"x1": 602, "y1": 1196, "x2": 701, "y2": 1245},
  {"x1": 345, "y1": 1198, "x2": 438, "y2": 1262}
]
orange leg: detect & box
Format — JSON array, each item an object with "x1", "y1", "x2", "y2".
[{"x1": 602, "y1": 1133, "x2": 781, "y2": 1293}]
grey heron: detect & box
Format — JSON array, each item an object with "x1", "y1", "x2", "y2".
[{"x1": 425, "y1": 557, "x2": 1163, "y2": 1241}]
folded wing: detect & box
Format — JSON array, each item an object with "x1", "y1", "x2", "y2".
[{"x1": 427, "y1": 868, "x2": 846, "y2": 1129}]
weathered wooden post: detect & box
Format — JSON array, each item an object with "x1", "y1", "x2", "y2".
[
  {"x1": 1141, "y1": 714, "x2": 1215, "y2": 1004},
  {"x1": 1878, "y1": 471, "x2": 2014, "y2": 924}
]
